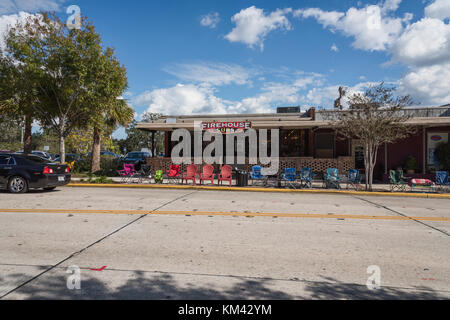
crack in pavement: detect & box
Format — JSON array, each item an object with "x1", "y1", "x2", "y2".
[
  {"x1": 352, "y1": 196, "x2": 450, "y2": 237},
  {"x1": 0, "y1": 190, "x2": 198, "y2": 299}
]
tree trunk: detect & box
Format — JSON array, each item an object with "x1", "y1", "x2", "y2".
[
  {"x1": 364, "y1": 143, "x2": 369, "y2": 190},
  {"x1": 23, "y1": 116, "x2": 32, "y2": 155},
  {"x1": 91, "y1": 127, "x2": 101, "y2": 173},
  {"x1": 59, "y1": 121, "x2": 66, "y2": 164},
  {"x1": 59, "y1": 134, "x2": 65, "y2": 164}
]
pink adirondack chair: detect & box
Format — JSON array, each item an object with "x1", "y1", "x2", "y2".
[
  {"x1": 218, "y1": 165, "x2": 233, "y2": 187},
  {"x1": 181, "y1": 164, "x2": 198, "y2": 185},
  {"x1": 199, "y1": 164, "x2": 215, "y2": 185},
  {"x1": 117, "y1": 164, "x2": 135, "y2": 183}
]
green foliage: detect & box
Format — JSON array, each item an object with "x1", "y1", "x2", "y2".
[
  {"x1": 2, "y1": 13, "x2": 130, "y2": 164},
  {"x1": 115, "y1": 113, "x2": 164, "y2": 155},
  {"x1": 65, "y1": 128, "x2": 120, "y2": 155},
  {"x1": 436, "y1": 142, "x2": 450, "y2": 171},
  {"x1": 86, "y1": 176, "x2": 114, "y2": 184},
  {"x1": 404, "y1": 156, "x2": 417, "y2": 171},
  {"x1": 329, "y1": 83, "x2": 415, "y2": 191},
  {"x1": 0, "y1": 116, "x2": 22, "y2": 151},
  {"x1": 73, "y1": 155, "x2": 122, "y2": 177}
]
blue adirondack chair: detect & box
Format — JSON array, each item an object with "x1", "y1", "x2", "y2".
[
  {"x1": 300, "y1": 167, "x2": 313, "y2": 189},
  {"x1": 436, "y1": 171, "x2": 450, "y2": 192},
  {"x1": 250, "y1": 166, "x2": 265, "y2": 186},
  {"x1": 325, "y1": 168, "x2": 341, "y2": 189},
  {"x1": 281, "y1": 168, "x2": 298, "y2": 188},
  {"x1": 346, "y1": 169, "x2": 361, "y2": 190}
]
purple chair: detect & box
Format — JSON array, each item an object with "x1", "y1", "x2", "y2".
[{"x1": 117, "y1": 164, "x2": 135, "y2": 183}]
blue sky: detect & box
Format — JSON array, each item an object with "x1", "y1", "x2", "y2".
[{"x1": 1, "y1": 0, "x2": 450, "y2": 138}]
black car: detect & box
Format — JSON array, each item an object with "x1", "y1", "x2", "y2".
[
  {"x1": 123, "y1": 151, "x2": 152, "y2": 165},
  {"x1": 0, "y1": 154, "x2": 71, "y2": 193}
]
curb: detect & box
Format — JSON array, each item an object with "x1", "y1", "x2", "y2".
[{"x1": 66, "y1": 183, "x2": 450, "y2": 199}]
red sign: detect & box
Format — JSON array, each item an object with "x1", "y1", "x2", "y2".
[
  {"x1": 431, "y1": 135, "x2": 442, "y2": 141},
  {"x1": 202, "y1": 121, "x2": 252, "y2": 134}
]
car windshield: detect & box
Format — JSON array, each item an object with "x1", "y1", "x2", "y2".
[
  {"x1": 126, "y1": 153, "x2": 143, "y2": 158},
  {"x1": 24, "y1": 155, "x2": 53, "y2": 164}
]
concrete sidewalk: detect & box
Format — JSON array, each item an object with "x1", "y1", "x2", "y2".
[{"x1": 69, "y1": 177, "x2": 449, "y2": 199}]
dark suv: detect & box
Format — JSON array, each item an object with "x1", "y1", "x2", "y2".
[{"x1": 123, "y1": 152, "x2": 152, "y2": 165}]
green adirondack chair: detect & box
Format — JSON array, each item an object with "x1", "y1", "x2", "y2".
[
  {"x1": 154, "y1": 170, "x2": 164, "y2": 184},
  {"x1": 389, "y1": 170, "x2": 408, "y2": 192}
]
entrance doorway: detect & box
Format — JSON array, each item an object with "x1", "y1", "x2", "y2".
[{"x1": 352, "y1": 140, "x2": 365, "y2": 170}]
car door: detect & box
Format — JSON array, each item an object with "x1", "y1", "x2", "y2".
[{"x1": 0, "y1": 155, "x2": 13, "y2": 188}]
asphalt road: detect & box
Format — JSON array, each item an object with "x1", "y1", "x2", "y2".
[{"x1": 0, "y1": 187, "x2": 449, "y2": 300}]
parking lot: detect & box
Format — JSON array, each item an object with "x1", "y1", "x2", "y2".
[{"x1": 0, "y1": 187, "x2": 449, "y2": 299}]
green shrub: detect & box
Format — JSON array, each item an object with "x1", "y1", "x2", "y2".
[
  {"x1": 88, "y1": 176, "x2": 114, "y2": 184},
  {"x1": 73, "y1": 155, "x2": 122, "y2": 177},
  {"x1": 404, "y1": 156, "x2": 417, "y2": 172}
]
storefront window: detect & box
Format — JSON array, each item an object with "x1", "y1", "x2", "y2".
[
  {"x1": 314, "y1": 132, "x2": 335, "y2": 158},
  {"x1": 280, "y1": 130, "x2": 306, "y2": 157}
]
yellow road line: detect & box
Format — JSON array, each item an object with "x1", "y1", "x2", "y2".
[
  {"x1": 1, "y1": 208, "x2": 449, "y2": 222},
  {"x1": 66, "y1": 183, "x2": 450, "y2": 199}
]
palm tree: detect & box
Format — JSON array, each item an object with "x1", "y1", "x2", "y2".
[{"x1": 90, "y1": 98, "x2": 134, "y2": 173}]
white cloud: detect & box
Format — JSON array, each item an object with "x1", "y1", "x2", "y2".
[
  {"x1": 0, "y1": 11, "x2": 37, "y2": 50},
  {"x1": 0, "y1": 0, "x2": 66, "y2": 15},
  {"x1": 303, "y1": 82, "x2": 379, "y2": 108},
  {"x1": 293, "y1": 1, "x2": 450, "y2": 105},
  {"x1": 391, "y1": 17, "x2": 450, "y2": 67},
  {"x1": 163, "y1": 62, "x2": 256, "y2": 86},
  {"x1": 425, "y1": 0, "x2": 450, "y2": 21},
  {"x1": 293, "y1": 8, "x2": 344, "y2": 28},
  {"x1": 399, "y1": 62, "x2": 450, "y2": 106},
  {"x1": 331, "y1": 43, "x2": 339, "y2": 52},
  {"x1": 295, "y1": 4, "x2": 406, "y2": 51},
  {"x1": 225, "y1": 6, "x2": 293, "y2": 50},
  {"x1": 382, "y1": 0, "x2": 402, "y2": 13},
  {"x1": 135, "y1": 84, "x2": 228, "y2": 115},
  {"x1": 134, "y1": 71, "x2": 325, "y2": 115},
  {"x1": 200, "y1": 12, "x2": 220, "y2": 28}
]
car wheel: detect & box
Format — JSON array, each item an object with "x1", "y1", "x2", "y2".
[
  {"x1": 44, "y1": 187, "x2": 56, "y2": 191},
  {"x1": 8, "y1": 176, "x2": 28, "y2": 194}
]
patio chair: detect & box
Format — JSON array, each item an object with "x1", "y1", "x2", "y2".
[
  {"x1": 199, "y1": 164, "x2": 215, "y2": 185},
  {"x1": 181, "y1": 164, "x2": 198, "y2": 185},
  {"x1": 218, "y1": 165, "x2": 233, "y2": 187},
  {"x1": 346, "y1": 169, "x2": 362, "y2": 190},
  {"x1": 136, "y1": 165, "x2": 152, "y2": 184},
  {"x1": 389, "y1": 170, "x2": 408, "y2": 192},
  {"x1": 324, "y1": 168, "x2": 341, "y2": 189},
  {"x1": 166, "y1": 164, "x2": 181, "y2": 184},
  {"x1": 117, "y1": 164, "x2": 135, "y2": 183},
  {"x1": 154, "y1": 170, "x2": 164, "y2": 184},
  {"x1": 435, "y1": 171, "x2": 450, "y2": 192},
  {"x1": 300, "y1": 167, "x2": 313, "y2": 189},
  {"x1": 250, "y1": 165, "x2": 265, "y2": 186},
  {"x1": 281, "y1": 168, "x2": 298, "y2": 189}
]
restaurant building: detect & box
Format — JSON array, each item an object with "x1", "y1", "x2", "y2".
[{"x1": 137, "y1": 105, "x2": 450, "y2": 182}]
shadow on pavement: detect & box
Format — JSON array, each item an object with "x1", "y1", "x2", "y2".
[
  {"x1": 1, "y1": 272, "x2": 447, "y2": 300},
  {"x1": 303, "y1": 276, "x2": 447, "y2": 300}
]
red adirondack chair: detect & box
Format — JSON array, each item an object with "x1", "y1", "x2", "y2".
[
  {"x1": 218, "y1": 165, "x2": 233, "y2": 186},
  {"x1": 181, "y1": 164, "x2": 198, "y2": 185},
  {"x1": 199, "y1": 164, "x2": 215, "y2": 185}
]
